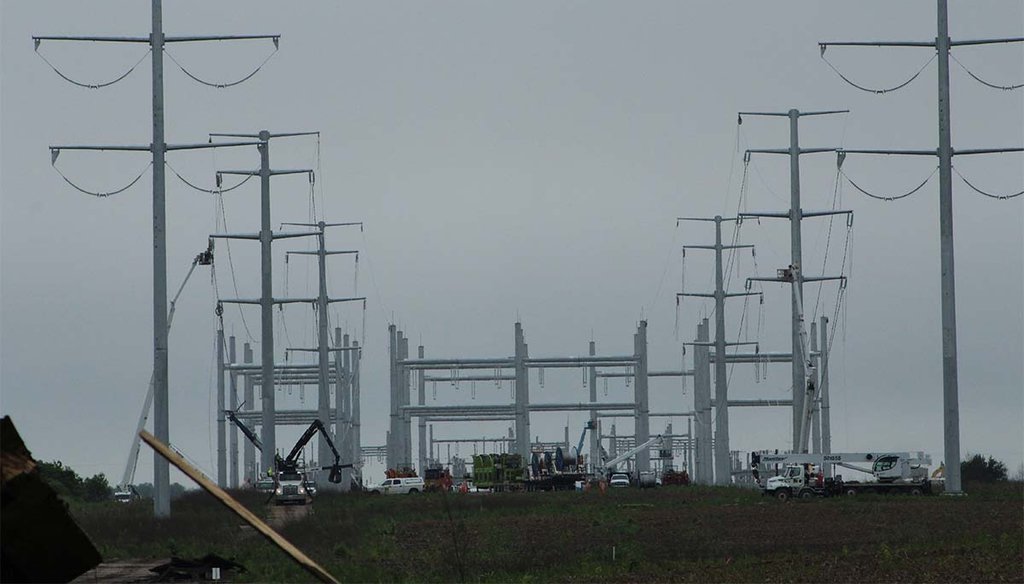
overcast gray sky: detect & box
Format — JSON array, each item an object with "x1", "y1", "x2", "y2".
[{"x1": 2, "y1": 1, "x2": 1022, "y2": 487}]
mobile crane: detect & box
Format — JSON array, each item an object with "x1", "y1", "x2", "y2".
[
  {"x1": 597, "y1": 435, "x2": 665, "y2": 478},
  {"x1": 754, "y1": 451, "x2": 934, "y2": 500}
]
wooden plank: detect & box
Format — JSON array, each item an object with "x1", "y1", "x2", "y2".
[{"x1": 139, "y1": 430, "x2": 338, "y2": 584}]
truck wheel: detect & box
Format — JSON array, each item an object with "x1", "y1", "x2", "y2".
[
  {"x1": 775, "y1": 489, "x2": 791, "y2": 501},
  {"x1": 799, "y1": 489, "x2": 815, "y2": 499},
  {"x1": 844, "y1": 488, "x2": 857, "y2": 497},
  {"x1": 408, "y1": 488, "x2": 419, "y2": 494},
  {"x1": 910, "y1": 487, "x2": 923, "y2": 496}
]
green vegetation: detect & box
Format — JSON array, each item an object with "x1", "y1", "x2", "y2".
[
  {"x1": 68, "y1": 482, "x2": 1023, "y2": 582},
  {"x1": 961, "y1": 453, "x2": 1009, "y2": 483},
  {"x1": 37, "y1": 460, "x2": 113, "y2": 503}
]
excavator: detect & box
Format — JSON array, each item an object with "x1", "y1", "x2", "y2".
[{"x1": 225, "y1": 411, "x2": 356, "y2": 505}]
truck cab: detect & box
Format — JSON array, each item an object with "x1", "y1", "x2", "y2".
[{"x1": 274, "y1": 468, "x2": 311, "y2": 505}]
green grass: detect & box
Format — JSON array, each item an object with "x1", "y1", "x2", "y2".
[{"x1": 70, "y1": 482, "x2": 1024, "y2": 583}]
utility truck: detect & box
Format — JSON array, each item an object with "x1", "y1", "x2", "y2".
[
  {"x1": 225, "y1": 412, "x2": 357, "y2": 504},
  {"x1": 754, "y1": 451, "x2": 934, "y2": 500}
]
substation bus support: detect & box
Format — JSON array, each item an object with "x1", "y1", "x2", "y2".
[{"x1": 392, "y1": 322, "x2": 650, "y2": 472}]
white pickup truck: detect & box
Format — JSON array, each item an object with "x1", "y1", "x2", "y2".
[{"x1": 369, "y1": 477, "x2": 424, "y2": 495}]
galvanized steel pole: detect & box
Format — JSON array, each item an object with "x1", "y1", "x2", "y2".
[
  {"x1": 788, "y1": 109, "x2": 806, "y2": 452},
  {"x1": 150, "y1": 0, "x2": 171, "y2": 518},
  {"x1": 936, "y1": 0, "x2": 963, "y2": 495},
  {"x1": 418, "y1": 345, "x2": 427, "y2": 473},
  {"x1": 243, "y1": 343, "x2": 255, "y2": 483},
  {"x1": 315, "y1": 223, "x2": 331, "y2": 480},
  {"x1": 216, "y1": 328, "x2": 226, "y2": 486},
  {"x1": 635, "y1": 322, "x2": 650, "y2": 473},
  {"x1": 712, "y1": 217, "x2": 730, "y2": 485},
  {"x1": 810, "y1": 322, "x2": 821, "y2": 454},
  {"x1": 258, "y1": 129, "x2": 276, "y2": 477},
  {"x1": 228, "y1": 336, "x2": 238, "y2": 488},
  {"x1": 351, "y1": 339, "x2": 361, "y2": 486},
  {"x1": 588, "y1": 340, "x2": 599, "y2": 469}
]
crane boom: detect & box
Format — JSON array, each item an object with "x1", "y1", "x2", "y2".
[
  {"x1": 600, "y1": 435, "x2": 664, "y2": 474},
  {"x1": 225, "y1": 409, "x2": 262, "y2": 451}
]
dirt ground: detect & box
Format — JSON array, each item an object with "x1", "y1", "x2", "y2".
[{"x1": 72, "y1": 482, "x2": 1024, "y2": 583}]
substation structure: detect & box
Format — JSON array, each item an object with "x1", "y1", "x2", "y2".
[{"x1": 386, "y1": 321, "x2": 704, "y2": 479}]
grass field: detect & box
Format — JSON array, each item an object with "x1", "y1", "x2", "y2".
[{"x1": 70, "y1": 482, "x2": 1023, "y2": 583}]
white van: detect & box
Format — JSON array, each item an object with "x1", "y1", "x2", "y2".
[{"x1": 370, "y1": 477, "x2": 424, "y2": 495}]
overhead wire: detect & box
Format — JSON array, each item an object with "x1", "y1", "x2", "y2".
[
  {"x1": 949, "y1": 52, "x2": 1023, "y2": 91},
  {"x1": 215, "y1": 192, "x2": 257, "y2": 343},
  {"x1": 52, "y1": 160, "x2": 151, "y2": 198},
  {"x1": 953, "y1": 165, "x2": 1024, "y2": 200},
  {"x1": 819, "y1": 47, "x2": 936, "y2": 94},
  {"x1": 164, "y1": 44, "x2": 279, "y2": 89},
  {"x1": 812, "y1": 168, "x2": 845, "y2": 322},
  {"x1": 166, "y1": 161, "x2": 255, "y2": 194},
  {"x1": 35, "y1": 45, "x2": 150, "y2": 89},
  {"x1": 840, "y1": 164, "x2": 939, "y2": 202}
]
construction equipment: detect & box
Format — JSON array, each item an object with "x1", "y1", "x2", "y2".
[
  {"x1": 472, "y1": 453, "x2": 524, "y2": 492},
  {"x1": 755, "y1": 451, "x2": 934, "y2": 500},
  {"x1": 225, "y1": 409, "x2": 263, "y2": 452},
  {"x1": 225, "y1": 413, "x2": 355, "y2": 503},
  {"x1": 115, "y1": 243, "x2": 215, "y2": 500},
  {"x1": 597, "y1": 435, "x2": 664, "y2": 478},
  {"x1": 574, "y1": 420, "x2": 596, "y2": 462},
  {"x1": 280, "y1": 419, "x2": 351, "y2": 485},
  {"x1": 272, "y1": 420, "x2": 356, "y2": 505}
]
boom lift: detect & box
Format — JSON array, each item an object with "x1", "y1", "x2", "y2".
[
  {"x1": 115, "y1": 243, "x2": 214, "y2": 501},
  {"x1": 571, "y1": 420, "x2": 596, "y2": 468}
]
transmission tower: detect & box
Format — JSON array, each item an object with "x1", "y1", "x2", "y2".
[
  {"x1": 738, "y1": 109, "x2": 852, "y2": 452},
  {"x1": 35, "y1": 0, "x2": 280, "y2": 516},
  {"x1": 820, "y1": 0, "x2": 1023, "y2": 494},
  {"x1": 676, "y1": 215, "x2": 759, "y2": 484}
]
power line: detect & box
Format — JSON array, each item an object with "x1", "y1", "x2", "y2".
[
  {"x1": 953, "y1": 165, "x2": 1024, "y2": 200},
  {"x1": 164, "y1": 43, "x2": 279, "y2": 89},
  {"x1": 949, "y1": 52, "x2": 1024, "y2": 91},
  {"x1": 820, "y1": 48, "x2": 936, "y2": 94},
  {"x1": 840, "y1": 163, "x2": 939, "y2": 202},
  {"x1": 52, "y1": 160, "x2": 151, "y2": 198},
  {"x1": 34, "y1": 44, "x2": 150, "y2": 89}
]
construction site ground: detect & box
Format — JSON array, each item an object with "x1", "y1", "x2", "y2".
[{"x1": 70, "y1": 481, "x2": 1023, "y2": 582}]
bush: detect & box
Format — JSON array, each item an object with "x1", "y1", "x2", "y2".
[
  {"x1": 134, "y1": 482, "x2": 189, "y2": 500},
  {"x1": 961, "y1": 454, "x2": 1008, "y2": 483},
  {"x1": 37, "y1": 460, "x2": 114, "y2": 502},
  {"x1": 82, "y1": 473, "x2": 113, "y2": 502}
]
